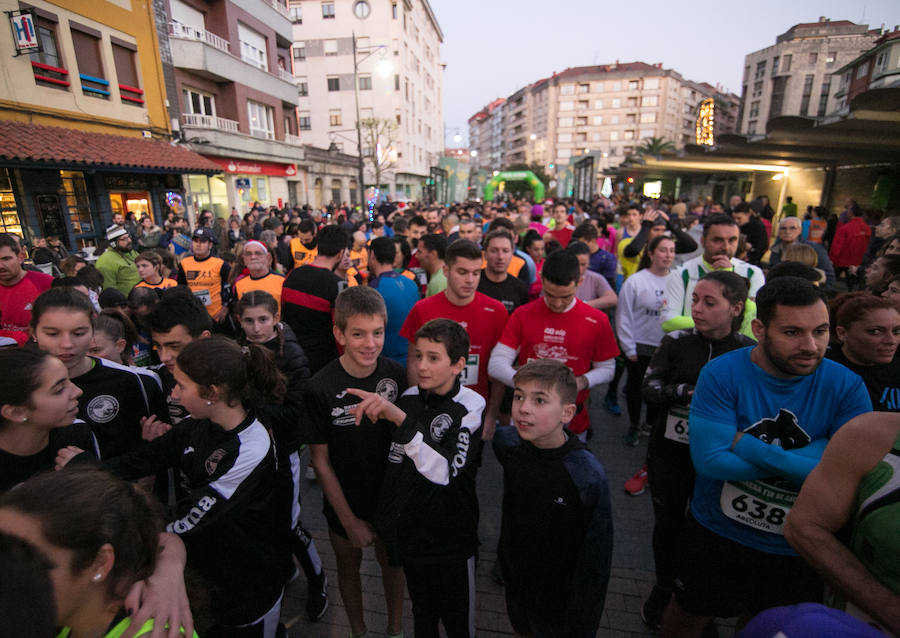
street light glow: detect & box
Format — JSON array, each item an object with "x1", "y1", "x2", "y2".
[
  {"x1": 376, "y1": 58, "x2": 393, "y2": 77},
  {"x1": 453, "y1": 133, "x2": 462, "y2": 144},
  {"x1": 470, "y1": 150, "x2": 478, "y2": 157}
]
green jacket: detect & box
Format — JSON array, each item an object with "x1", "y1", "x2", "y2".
[
  {"x1": 95, "y1": 249, "x2": 141, "y2": 295},
  {"x1": 57, "y1": 617, "x2": 198, "y2": 637}
]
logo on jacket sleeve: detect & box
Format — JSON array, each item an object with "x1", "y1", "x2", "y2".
[
  {"x1": 430, "y1": 413, "x2": 453, "y2": 442},
  {"x1": 205, "y1": 448, "x2": 227, "y2": 474},
  {"x1": 86, "y1": 395, "x2": 119, "y2": 423}
]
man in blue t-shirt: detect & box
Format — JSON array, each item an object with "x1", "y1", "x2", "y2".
[
  {"x1": 368, "y1": 236, "x2": 420, "y2": 366},
  {"x1": 661, "y1": 277, "x2": 872, "y2": 638}
]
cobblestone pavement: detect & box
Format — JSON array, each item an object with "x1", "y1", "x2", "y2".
[{"x1": 281, "y1": 386, "x2": 736, "y2": 637}]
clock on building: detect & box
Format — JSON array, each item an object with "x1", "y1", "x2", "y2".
[{"x1": 353, "y1": 0, "x2": 370, "y2": 18}]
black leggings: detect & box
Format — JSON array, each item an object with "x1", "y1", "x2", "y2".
[
  {"x1": 625, "y1": 354, "x2": 658, "y2": 428},
  {"x1": 404, "y1": 557, "x2": 475, "y2": 638}
]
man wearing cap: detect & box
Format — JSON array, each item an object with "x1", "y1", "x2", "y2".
[
  {"x1": 176, "y1": 227, "x2": 231, "y2": 321},
  {"x1": 96, "y1": 224, "x2": 141, "y2": 295}
]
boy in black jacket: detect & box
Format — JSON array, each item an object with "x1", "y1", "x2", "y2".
[
  {"x1": 493, "y1": 359, "x2": 613, "y2": 638},
  {"x1": 347, "y1": 318, "x2": 485, "y2": 638}
]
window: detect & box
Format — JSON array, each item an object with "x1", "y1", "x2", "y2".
[
  {"x1": 772, "y1": 56, "x2": 779, "y2": 75},
  {"x1": 609, "y1": 131, "x2": 618, "y2": 141},
  {"x1": 560, "y1": 101, "x2": 574, "y2": 111},
  {"x1": 557, "y1": 133, "x2": 572, "y2": 143},
  {"x1": 576, "y1": 116, "x2": 588, "y2": 126},
  {"x1": 755, "y1": 60, "x2": 766, "y2": 79},
  {"x1": 624, "y1": 130, "x2": 634, "y2": 140},
  {"x1": 298, "y1": 111, "x2": 311, "y2": 130},
  {"x1": 358, "y1": 75, "x2": 372, "y2": 90},
  {"x1": 826, "y1": 51, "x2": 836, "y2": 65},
  {"x1": 856, "y1": 62, "x2": 869, "y2": 79},
  {"x1": 817, "y1": 77, "x2": 831, "y2": 118},
  {"x1": 770, "y1": 76, "x2": 788, "y2": 117},
  {"x1": 749, "y1": 101, "x2": 759, "y2": 118},
  {"x1": 558, "y1": 149, "x2": 572, "y2": 159},
  {"x1": 638, "y1": 129, "x2": 654, "y2": 140},
  {"x1": 644, "y1": 78, "x2": 659, "y2": 89},
  {"x1": 610, "y1": 115, "x2": 619, "y2": 124},
  {"x1": 560, "y1": 84, "x2": 575, "y2": 96},
  {"x1": 322, "y1": 2, "x2": 335, "y2": 18},
  {"x1": 30, "y1": 19, "x2": 69, "y2": 90},
  {"x1": 782, "y1": 54, "x2": 792, "y2": 72},
  {"x1": 558, "y1": 116, "x2": 573, "y2": 127},
  {"x1": 752, "y1": 81, "x2": 763, "y2": 98},
  {"x1": 612, "y1": 81, "x2": 621, "y2": 91},
  {"x1": 799, "y1": 74, "x2": 814, "y2": 115},
  {"x1": 628, "y1": 80, "x2": 639, "y2": 90},
  {"x1": 808, "y1": 52, "x2": 818, "y2": 65},
  {"x1": 642, "y1": 95, "x2": 658, "y2": 106},
  {"x1": 578, "y1": 83, "x2": 589, "y2": 93},
  {"x1": 112, "y1": 42, "x2": 142, "y2": 105},
  {"x1": 875, "y1": 52, "x2": 888, "y2": 71},
  {"x1": 748, "y1": 120, "x2": 757, "y2": 135},
  {"x1": 392, "y1": 2, "x2": 397, "y2": 18},
  {"x1": 71, "y1": 26, "x2": 109, "y2": 99},
  {"x1": 594, "y1": 99, "x2": 603, "y2": 109},
  {"x1": 327, "y1": 76, "x2": 340, "y2": 91},
  {"x1": 288, "y1": 1, "x2": 302, "y2": 23},
  {"x1": 293, "y1": 42, "x2": 305, "y2": 61},
  {"x1": 611, "y1": 98, "x2": 621, "y2": 108},
  {"x1": 592, "y1": 115, "x2": 603, "y2": 125},
  {"x1": 247, "y1": 100, "x2": 274, "y2": 139},
  {"x1": 297, "y1": 77, "x2": 308, "y2": 96},
  {"x1": 577, "y1": 100, "x2": 589, "y2": 109},
  {"x1": 324, "y1": 39, "x2": 337, "y2": 56},
  {"x1": 183, "y1": 88, "x2": 215, "y2": 116},
  {"x1": 394, "y1": 74, "x2": 400, "y2": 91},
  {"x1": 238, "y1": 24, "x2": 267, "y2": 70},
  {"x1": 591, "y1": 132, "x2": 603, "y2": 141},
  {"x1": 625, "y1": 113, "x2": 636, "y2": 123},
  {"x1": 576, "y1": 132, "x2": 587, "y2": 142},
  {"x1": 627, "y1": 96, "x2": 638, "y2": 107},
  {"x1": 640, "y1": 112, "x2": 656, "y2": 123},
  {"x1": 329, "y1": 110, "x2": 342, "y2": 126}
]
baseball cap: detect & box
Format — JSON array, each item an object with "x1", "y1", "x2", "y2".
[
  {"x1": 192, "y1": 227, "x2": 214, "y2": 242},
  {"x1": 106, "y1": 225, "x2": 128, "y2": 241}
]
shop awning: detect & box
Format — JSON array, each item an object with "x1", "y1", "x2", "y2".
[{"x1": 0, "y1": 120, "x2": 221, "y2": 174}]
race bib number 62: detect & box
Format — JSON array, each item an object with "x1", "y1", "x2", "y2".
[{"x1": 720, "y1": 480, "x2": 796, "y2": 535}]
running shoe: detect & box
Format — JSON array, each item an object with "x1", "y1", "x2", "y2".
[
  {"x1": 641, "y1": 585, "x2": 672, "y2": 629},
  {"x1": 306, "y1": 571, "x2": 329, "y2": 621},
  {"x1": 623, "y1": 427, "x2": 641, "y2": 447},
  {"x1": 624, "y1": 465, "x2": 648, "y2": 495},
  {"x1": 640, "y1": 422, "x2": 653, "y2": 437},
  {"x1": 604, "y1": 394, "x2": 622, "y2": 416}
]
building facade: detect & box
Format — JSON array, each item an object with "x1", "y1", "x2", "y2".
[
  {"x1": 159, "y1": 0, "x2": 307, "y2": 216},
  {"x1": 0, "y1": 0, "x2": 217, "y2": 248},
  {"x1": 832, "y1": 28, "x2": 900, "y2": 113},
  {"x1": 468, "y1": 62, "x2": 738, "y2": 193},
  {"x1": 289, "y1": 0, "x2": 444, "y2": 200},
  {"x1": 738, "y1": 18, "x2": 879, "y2": 135}
]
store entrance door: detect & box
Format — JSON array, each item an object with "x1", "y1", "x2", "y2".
[{"x1": 109, "y1": 192, "x2": 152, "y2": 221}]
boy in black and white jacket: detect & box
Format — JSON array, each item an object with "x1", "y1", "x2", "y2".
[{"x1": 346, "y1": 318, "x2": 484, "y2": 638}]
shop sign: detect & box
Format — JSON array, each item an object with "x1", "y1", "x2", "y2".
[
  {"x1": 205, "y1": 156, "x2": 297, "y2": 177},
  {"x1": 8, "y1": 10, "x2": 40, "y2": 55},
  {"x1": 235, "y1": 178, "x2": 251, "y2": 189}
]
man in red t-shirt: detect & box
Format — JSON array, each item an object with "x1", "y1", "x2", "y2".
[
  {"x1": 544, "y1": 202, "x2": 575, "y2": 248},
  {"x1": 0, "y1": 234, "x2": 53, "y2": 341},
  {"x1": 400, "y1": 239, "x2": 507, "y2": 406},
  {"x1": 488, "y1": 249, "x2": 618, "y2": 439}
]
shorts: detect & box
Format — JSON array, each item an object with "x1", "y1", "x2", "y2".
[
  {"x1": 323, "y1": 503, "x2": 374, "y2": 541},
  {"x1": 674, "y1": 514, "x2": 822, "y2": 618}
]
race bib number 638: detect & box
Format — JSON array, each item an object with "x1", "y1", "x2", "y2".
[{"x1": 720, "y1": 480, "x2": 797, "y2": 535}]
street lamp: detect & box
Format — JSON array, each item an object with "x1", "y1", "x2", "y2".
[{"x1": 352, "y1": 32, "x2": 389, "y2": 213}]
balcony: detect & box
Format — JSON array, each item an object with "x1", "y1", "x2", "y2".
[
  {"x1": 168, "y1": 22, "x2": 298, "y2": 104},
  {"x1": 229, "y1": 0, "x2": 292, "y2": 41},
  {"x1": 180, "y1": 114, "x2": 305, "y2": 163},
  {"x1": 182, "y1": 113, "x2": 240, "y2": 133}
]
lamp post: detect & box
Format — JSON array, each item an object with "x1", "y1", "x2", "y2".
[{"x1": 352, "y1": 32, "x2": 389, "y2": 216}]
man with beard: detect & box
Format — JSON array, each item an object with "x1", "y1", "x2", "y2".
[
  {"x1": 95, "y1": 224, "x2": 141, "y2": 295},
  {"x1": 660, "y1": 277, "x2": 871, "y2": 638},
  {"x1": 661, "y1": 215, "x2": 764, "y2": 332}
]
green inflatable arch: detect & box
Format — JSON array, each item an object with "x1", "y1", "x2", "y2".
[{"x1": 484, "y1": 170, "x2": 545, "y2": 201}]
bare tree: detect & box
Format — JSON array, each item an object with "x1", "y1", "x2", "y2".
[{"x1": 359, "y1": 117, "x2": 399, "y2": 191}]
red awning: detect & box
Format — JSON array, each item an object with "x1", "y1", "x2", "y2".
[
  {"x1": 204, "y1": 156, "x2": 298, "y2": 177},
  {"x1": 0, "y1": 119, "x2": 220, "y2": 173}
]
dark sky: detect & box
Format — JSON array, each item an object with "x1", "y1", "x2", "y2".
[{"x1": 431, "y1": 0, "x2": 898, "y2": 146}]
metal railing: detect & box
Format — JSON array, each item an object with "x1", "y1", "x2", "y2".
[
  {"x1": 181, "y1": 113, "x2": 240, "y2": 133},
  {"x1": 168, "y1": 22, "x2": 231, "y2": 53},
  {"x1": 284, "y1": 133, "x2": 304, "y2": 146},
  {"x1": 260, "y1": 0, "x2": 291, "y2": 20}
]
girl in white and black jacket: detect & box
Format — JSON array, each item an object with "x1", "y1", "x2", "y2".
[{"x1": 61, "y1": 336, "x2": 294, "y2": 638}]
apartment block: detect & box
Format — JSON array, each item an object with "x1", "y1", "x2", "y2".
[
  {"x1": 161, "y1": 0, "x2": 305, "y2": 214},
  {"x1": 832, "y1": 27, "x2": 900, "y2": 113},
  {"x1": 289, "y1": 0, "x2": 444, "y2": 200},
  {"x1": 738, "y1": 17, "x2": 878, "y2": 135}
]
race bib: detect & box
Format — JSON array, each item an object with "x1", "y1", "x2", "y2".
[
  {"x1": 720, "y1": 480, "x2": 796, "y2": 535},
  {"x1": 459, "y1": 354, "x2": 479, "y2": 386},
  {"x1": 664, "y1": 405, "x2": 690, "y2": 444},
  {"x1": 193, "y1": 289, "x2": 211, "y2": 306}
]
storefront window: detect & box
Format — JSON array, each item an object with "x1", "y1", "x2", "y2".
[
  {"x1": 60, "y1": 171, "x2": 95, "y2": 247},
  {"x1": 0, "y1": 169, "x2": 23, "y2": 237},
  {"x1": 109, "y1": 192, "x2": 151, "y2": 219}
]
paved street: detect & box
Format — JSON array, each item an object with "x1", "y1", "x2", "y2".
[{"x1": 280, "y1": 387, "x2": 739, "y2": 637}]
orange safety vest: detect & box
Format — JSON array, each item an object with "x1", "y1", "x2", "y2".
[
  {"x1": 290, "y1": 238, "x2": 318, "y2": 268},
  {"x1": 135, "y1": 277, "x2": 178, "y2": 290},
  {"x1": 234, "y1": 271, "x2": 285, "y2": 311},
  {"x1": 180, "y1": 255, "x2": 225, "y2": 318}
]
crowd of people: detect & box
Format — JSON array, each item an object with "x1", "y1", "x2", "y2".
[{"x1": 0, "y1": 190, "x2": 899, "y2": 638}]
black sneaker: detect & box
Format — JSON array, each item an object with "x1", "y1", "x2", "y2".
[
  {"x1": 306, "y1": 571, "x2": 329, "y2": 621},
  {"x1": 640, "y1": 585, "x2": 672, "y2": 630}
]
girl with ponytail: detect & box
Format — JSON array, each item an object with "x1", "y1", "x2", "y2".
[{"x1": 58, "y1": 336, "x2": 293, "y2": 637}]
